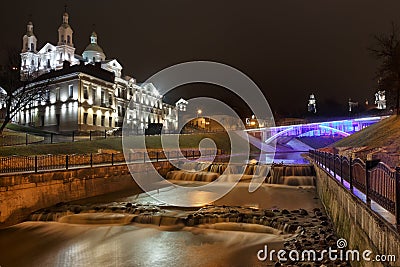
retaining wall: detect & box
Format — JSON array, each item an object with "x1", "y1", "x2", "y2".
[
  {"x1": 0, "y1": 161, "x2": 173, "y2": 227},
  {"x1": 312, "y1": 162, "x2": 400, "y2": 267}
]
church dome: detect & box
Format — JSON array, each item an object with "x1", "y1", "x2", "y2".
[
  {"x1": 84, "y1": 43, "x2": 104, "y2": 54},
  {"x1": 82, "y1": 32, "x2": 106, "y2": 62}
]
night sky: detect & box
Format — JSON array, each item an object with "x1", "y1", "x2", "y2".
[{"x1": 2, "y1": 0, "x2": 400, "y2": 117}]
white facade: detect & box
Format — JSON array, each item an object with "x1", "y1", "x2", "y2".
[
  {"x1": 375, "y1": 90, "x2": 386, "y2": 110},
  {"x1": 17, "y1": 10, "x2": 186, "y2": 133},
  {"x1": 20, "y1": 13, "x2": 79, "y2": 80}
]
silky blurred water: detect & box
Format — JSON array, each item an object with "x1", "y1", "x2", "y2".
[{"x1": 0, "y1": 182, "x2": 320, "y2": 267}]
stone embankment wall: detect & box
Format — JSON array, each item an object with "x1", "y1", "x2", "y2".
[
  {"x1": 0, "y1": 161, "x2": 173, "y2": 227},
  {"x1": 312, "y1": 162, "x2": 400, "y2": 267}
]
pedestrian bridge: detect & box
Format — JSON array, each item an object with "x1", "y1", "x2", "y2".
[{"x1": 245, "y1": 116, "x2": 387, "y2": 145}]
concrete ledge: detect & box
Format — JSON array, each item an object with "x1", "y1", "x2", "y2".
[{"x1": 312, "y1": 161, "x2": 400, "y2": 267}]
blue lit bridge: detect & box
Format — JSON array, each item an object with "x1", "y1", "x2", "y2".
[{"x1": 240, "y1": 116, "x2": 388, "y2": 152}]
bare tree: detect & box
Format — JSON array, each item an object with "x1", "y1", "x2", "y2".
[
  {"x1": 0, "y1": 48, "x2": 51, "y2": 134},
  {"x1": 369, "y1": 22, "x2": 400, "y2": 115}
]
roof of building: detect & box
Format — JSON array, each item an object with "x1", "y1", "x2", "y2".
[
  {"x1": 84, "y1": 32, "x2": 104, "y2": 53},
  {"x1": 33, "y1": 61, "x2": 115, "y2": 83},
  {"x1": 84, "y1": 43, "x2": 104, "y2": 53}
]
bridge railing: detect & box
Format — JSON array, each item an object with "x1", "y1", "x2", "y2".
[{"x1": 309, "y1": 150, "x2": 400, "y2": 229}]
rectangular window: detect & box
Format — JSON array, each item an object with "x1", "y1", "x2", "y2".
[
  {"x1": 56, "y1": 88, "x2": 60, "y2": 101},
  {"x1": 68, "y1": 85, "x2": 73, "y2": 98},
  {"x1": 83, "y1": 113, "x2": 88, "y2": 124},
  {"x1": 109, "y1": 93, "x2": 113, "y2": 106},
  {"x1": 108, "y1": 117, "x2": 112, "y2": 127},
  {"x1": 93, "y1": 114, "x2": 97, "y2": 126},
  {"x1": 101, "y1": 116, "x2": 105, "y2": 127},
  {"x1": 101, "y1": 91, "x2": 105, "y2": 105},
  {"x1": 83, "y1": 86, "x2": 89, "y2": 100},
  {"x1": 92, "y1": 89, "x2": 96, "y2": 104}
]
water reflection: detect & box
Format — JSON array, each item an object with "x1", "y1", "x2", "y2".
[{"x1": 0, "y1": 222, "x2": 284, "y2": 267}]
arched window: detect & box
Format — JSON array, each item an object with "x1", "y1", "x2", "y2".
[
  {"x1": 67, "y1": 35, "x2": 71, "y2": 44},
  {"x1": 30, "y1": 43, "x2": 34, "y2": 51},
  {"x1": 61, "y1": 35, "x2": 64, "y2": 43}
]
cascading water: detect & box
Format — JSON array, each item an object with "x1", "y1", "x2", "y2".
[
  {"x1": 166, "y1": 162, "x2": 315, "y2": 186},
  {"x1": 267, "y1": 164, "x2": 316, "y2": 186}
]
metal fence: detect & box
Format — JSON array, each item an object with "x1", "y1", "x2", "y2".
[
  {"x1": 0, "y1": 149, "x2": 223, "y2": 174},
  {"x1": 309, "y1": 150, "x2": 400, "y2": 228},
  {"x1": 0, "y1": 133, "x2": 44, "y2": 147}
]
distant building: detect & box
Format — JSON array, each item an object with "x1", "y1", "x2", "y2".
[
  {"x1": 16, "y1": 10, "x2": 186, "y2": 133},
  {"x1": 348, "y1": 98, "x2": 358, "y2": 113},
  {"x1": 307, "y1": 94, "x2": 317, "y2": 113},
  {"x1": 375, "y1": 90, "x2": 386, "y2": 110}
]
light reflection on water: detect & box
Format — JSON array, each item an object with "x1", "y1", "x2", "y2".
[{"x1": 0, "y1": 222, "x2": 285, "y2": 267}]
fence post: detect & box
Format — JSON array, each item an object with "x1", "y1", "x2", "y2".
[
  {"x1": 90, "y1": 153, "x2": 93, "y2": 167},
  {"x1": 34, "y1": 155, "x2": 38, "y2": 173},
  {"x1": 72, "y1": 131, "x2": 75, "y2": 142},
  {"x1": 365, "y1": 160, "x2": 376, "y2": 207},
  {"x1": 349, "y1": 157, "x2": 353, "y2": 192},
  {"x1": 327, "y1": 153, "x2": 331, "y2": 171},
  {"x1": 104, "y1": 130, "x2": 107, "y2": 139},
  {"x1": 111, "y1": 153, "x2": 114, "y2": 166},
  {"x1": 318, "y1": 151, "x2": 321, "y2": 165},
  {"x1": 366, "y1": 160, "x2": 370, "y2": 206},
  {"x1": 324, "y1": 152, "x2": 327, "y2": 169},
  {"x1": 340, "y1": 155, "x2": 343, "y2": 184},
  {"x1": 333, "y1": 154, "x2": 336, "y2": 178},
  {"x1": 90, "y1": 131, "x2": 92, "y2": 141},
  {"x1": 51, "y1": 133, "x2": 53, "y2": 144},
  {"x1": 143, "y1": 151, "x2": 146, "y2": 163},
  {"x1": 156, "y1": 151, "x2": 159, "y2": 162},
  {"x1": 66, "y1": 155, "x2": 69, "y2": 170},
  {"x1": 395, "y1": 167, "x2": 400, "y2": 230},
  {"x1": 192, "y1": 150, "x2": 195, "y2": 159}
]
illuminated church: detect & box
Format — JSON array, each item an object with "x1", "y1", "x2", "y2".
[{"x1": 17, "y1": 10, "x2": 184, "y2": 133}]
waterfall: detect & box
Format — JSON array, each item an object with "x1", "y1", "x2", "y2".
[{"x1": 267, "y1": 165, "x2": 315, "y2": 186}]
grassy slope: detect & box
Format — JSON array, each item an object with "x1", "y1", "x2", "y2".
[
  {"x1": 0, "y1": 132, "x2": 231, "y2": 156},
  {"x1": 333, "y1": 115, "x2": 400, "y2": 148}
]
